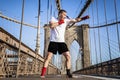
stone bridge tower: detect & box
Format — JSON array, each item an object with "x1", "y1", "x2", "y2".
[{"x1": 44, "y1": 24, "x2": 90, "y2": 73}]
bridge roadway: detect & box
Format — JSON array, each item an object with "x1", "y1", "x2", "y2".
[{"x1": 1, "y1": 74, "x2": 119, "y2": 80}]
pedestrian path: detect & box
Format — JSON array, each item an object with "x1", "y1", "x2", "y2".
[{"x1": 1, "y1": 74, "x2": 119, "y2": 80}]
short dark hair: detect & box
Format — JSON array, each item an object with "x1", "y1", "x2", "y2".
[{"x1": 58, "y1": 9, "x2": 67, "y2": 15}]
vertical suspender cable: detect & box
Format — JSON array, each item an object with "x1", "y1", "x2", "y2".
[
  {"x1": 96, "y1": 0, "x2": 102, "y2": 63},
  {"x1": 50, "y1": 0, "x2": 52, "y2": 18},
  {"x1": 47, "y1": 0, "x2": 49, "y2": 24},
  {"x1": 96, "y1": 0, "x2": 103, "y2": 74},
  {"x1": 93, "y1": 0, "x2": 98, "y2": 74},
  {"x1": 92, "y1": 1, "x2": 98, "y2": 64},
  {"x1": 50, "y1": 0, "x2": 54, "y2": 65},
  {"x1": 114, "y1": 0, "x2": 120, "y2": 75},
  {"x1": 53, "y1": 0, "x2": 57, "y2": 19},
  {"x1": 16, "y1": 0, "x2": 25, "y2": 77},
  {"x1": 104, "y1": 0, "x2": 112, "y2": 60},
  {"x1": 114, "y1": 0, "x2": 120, "y2": 53}
]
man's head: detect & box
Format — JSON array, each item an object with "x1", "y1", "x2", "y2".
[{"x1": 58, "y1": 9, "x2": 67, "y2": 19}]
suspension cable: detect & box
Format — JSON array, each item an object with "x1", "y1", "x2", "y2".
[
  {"x1": 88, "y1": 7, "x2": 92, "y2": 65},
  {"x1": 73, "y1": 0, "x2": 83, "y2": 18},
  {"x1": 56, "y1": 0, "x2": 61, "y2": 11},
  {"x1": 47, "y1": 0, "x2": 50, "y2": 24},
  {"x1": 69, "y1": 0, "x2": 93, "y2": 28},
  {"x1": 0, "y1": 14, "x2": 37, "y2": 28},
  {"x1": 50, "y1": 0, "x2": 53, "y2": 18},
  {"x1": 104, "y1": 0, "x2": 112, "y2": 60},
  {"x1": 53, "y1": 0, "x2": 58, "y2": 18},
  {"x1": 102, "y1": 34, "x2": 120, "y2": 57},
  {"x1": 96, "y1": 0, "x2": 102, "y2": 63},
  {"x1": 92, "y1": 1, "x2": 98, "y2": 64},
  {"x1": 114, "y1": 0, "x2": 120, "y2": 52},
  {"x1": 89, "y1": 21, "x2": 120, "y2": 29}
]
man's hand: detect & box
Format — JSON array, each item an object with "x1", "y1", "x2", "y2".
[
  {"x1": 58, "y1": 19, "x2": 64, "y2": 25},
  {"x1": 75, "y1": 15, "x2": 90, "y2": 22},
  {"x1": 81, "y1": 15, "x2": 89, "y2": 20}
]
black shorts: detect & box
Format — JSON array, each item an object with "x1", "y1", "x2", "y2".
[{"x1": 48, "y1": 42, "x2": 69, "y2": 54}]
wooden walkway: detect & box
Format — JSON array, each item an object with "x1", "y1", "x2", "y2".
[{"x1": 1, "y1": 74, "x2": 119, "y2": 80}]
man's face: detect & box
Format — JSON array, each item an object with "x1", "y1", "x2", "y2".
[{"x1": 59, "y1": 12, "x2": 67, "y2": 19}]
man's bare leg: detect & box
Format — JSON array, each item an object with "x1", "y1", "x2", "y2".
[
  {"x1": 41, "y1": 52, "x2": 53, "y2": 77},
  {"x1": 63, "y1": 51, "x2": 72, "y2": 78}
]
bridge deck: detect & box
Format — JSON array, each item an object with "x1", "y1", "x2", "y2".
[{"x1": 1, "y1": 74, "x2": 119, "y2": 80}]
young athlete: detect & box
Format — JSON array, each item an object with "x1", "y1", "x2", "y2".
[{"x1": 41, "y1": 9, "x2": 89, "y2": 78}]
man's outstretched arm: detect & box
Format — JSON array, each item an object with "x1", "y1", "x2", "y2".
[{"x1": 69, "y1": 15, "x2": 90, "y2": 23}]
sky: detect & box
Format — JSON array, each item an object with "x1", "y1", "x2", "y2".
[{"x1": 0, "y1": 0, "x2": 120, "y2": 71}]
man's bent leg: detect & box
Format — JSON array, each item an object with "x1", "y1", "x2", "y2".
[
  {"x1": 41, "y1": 52, "x2": 53, "y2": 77},
  {"x1": 63, "y1": 51, "x2": 72, "y2": 78}
]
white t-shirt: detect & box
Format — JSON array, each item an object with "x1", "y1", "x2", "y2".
[{"x1": 50, "y1": 17, "x2": 71, "y2": 42}]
